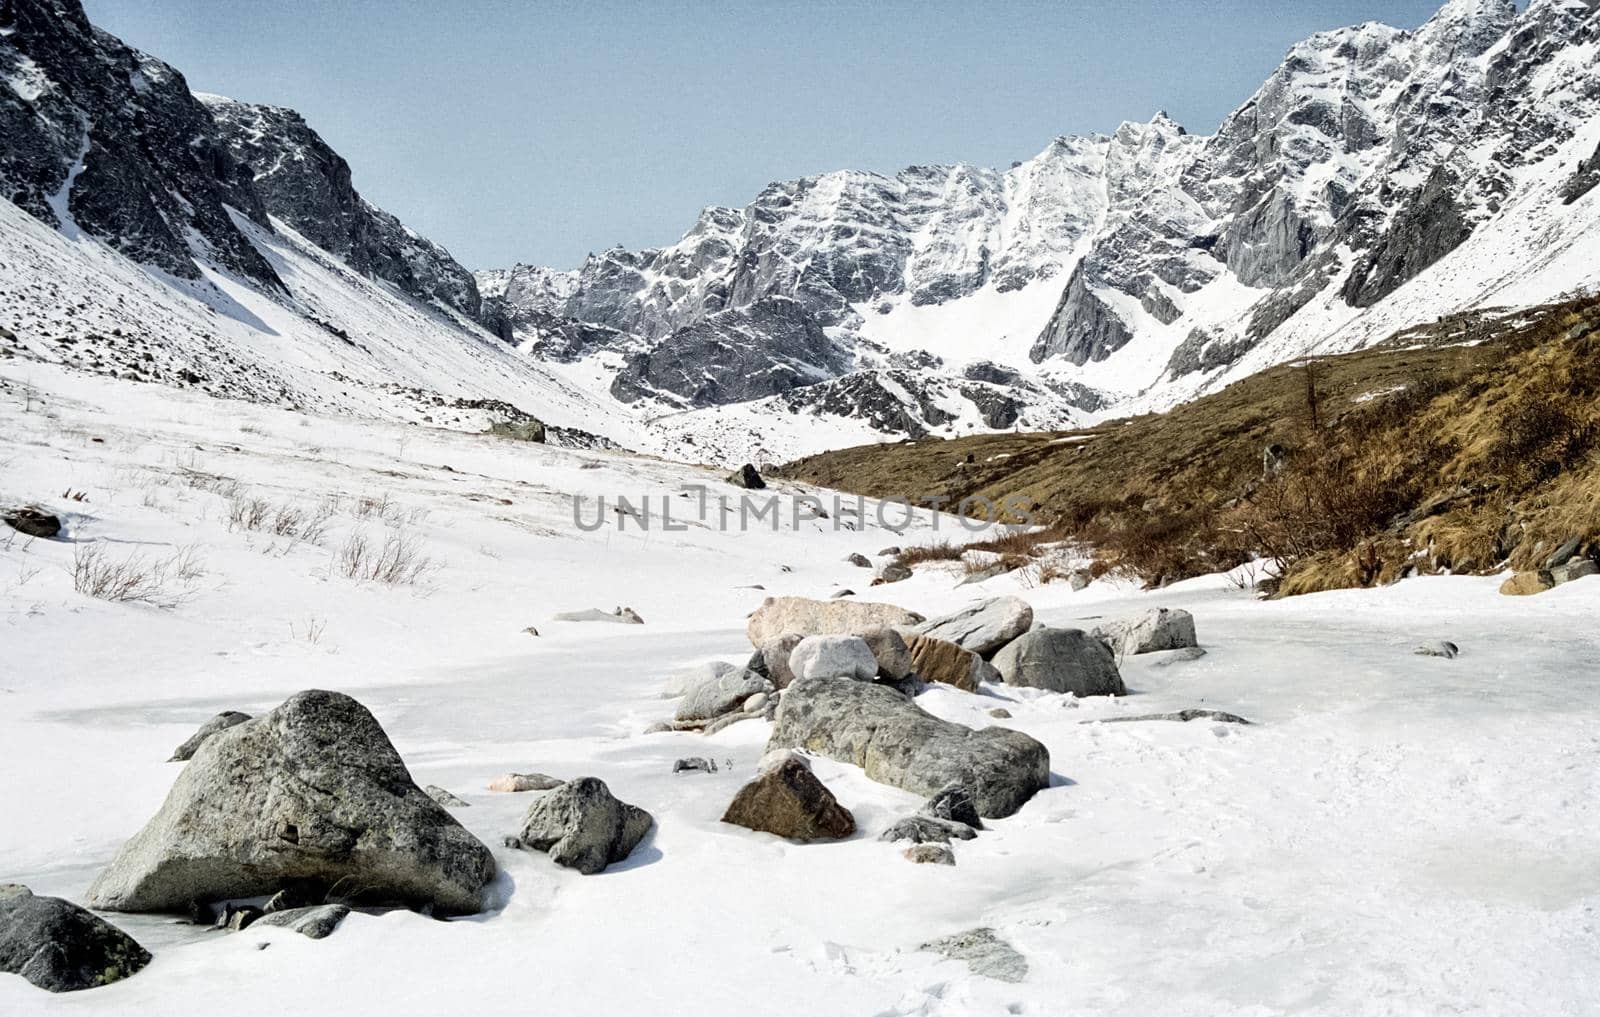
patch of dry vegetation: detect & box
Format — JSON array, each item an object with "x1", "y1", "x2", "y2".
[{"x1": 785, "y1": 295, "x2": 1600, "y2": 596}]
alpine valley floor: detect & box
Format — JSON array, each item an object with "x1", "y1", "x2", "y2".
[{"x1": 1, "y1": 363, "x2": 1597, "y2": 1016}]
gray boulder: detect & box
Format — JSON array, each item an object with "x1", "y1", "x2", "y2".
[
  {"x1": 663, "y1": 660, "x2": 739, "y2": 698},
  {"x1": 746, "y1": 596, "x2": 923, "y2": 647},
  {"x1": 992, "y1": 628, "x2": 1125, "y2": 697},
  {"x1": 676, "y1": 667, "x2": 771, "y2": 723},
  {"x1": 876, "y1": 561, "x2": 912, "y2": 584},
  {"x1": 721, "y1": 756, "x2": 856, "y2": 841},
  {"x1": 508, "y1": 777, "x2": 653, "y2": 875},
  {"x1": 87, "y1": 690, "x2": 496, "y2": 917},
  {"x1": 168, "y1": 710, "x2": 252, "y2": 762},
  {"x1": 789, "y1": 635, "x2": 878, "y2": 682},
  {"x1": 857, "y1": 625, "x2": 913, "y2": 679},
  {"x1": 0, "y1": 885, "x2": 150, "y2": 993},
  {"x1": 251, "y1": 904, "x2": 350, "y2": 940},
  {"x1": 920, "y1": 927, "x2": 1028, "y2": 983},
  {"x1": 1149, "y1": 646, "x2": 1208, "y2": 667},
  {"x1": 915, "y1": 597, "x2": 1033, "y2": 657},
  {"x1": 1093, "y1": 607, "x2": 1197, "y2": 657},
  {"x1": 727, "y1": 463, "x2": 766, "y2": 490},
  {"x1": 768, "y1": 677, "x2": 1050, "y2": 819},
  {"x1": 747, "y1": 633, "x2": 803, "y2": 689},
  {"x1": 844, "y1": 552, "x2": 872, "y2": 568}
]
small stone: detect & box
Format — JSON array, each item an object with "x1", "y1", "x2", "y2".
[
  {"x1": 251, "y1": 904, "x2": 350, "y2": 940},
  {"x1": 987, "y1": 708, "x2": 1012, "y2": 719},
  {"x1": 218, "y1": 903, "x2": 263, "y2": 931},
  {"x1": 728, "y1": 463, "x2": 765, "y2": 489},
  {"x1": 1414, "y1": 640, "x2": 1459, "y2": 659},
  {"x1": 1545, "y1": 536, "x2": 1583, "y2": 569},
  {"x1": 903, "y1": 843, "x2": 955, "y2": 865},
  {"x1": 523, "y1": 626, "x2": 540, "y2": 637},
  {"x1": 878, "y1": 546, "x2": 902, "y2": 557},
  {"x1": 673, "y1": 757, "x2": 718, "y2": 774},
  {"x1": 844, "y1": 553, "x2": 872, "y2": 568},
  {"x1": 831, "y1": 589, "x2": 855, "y2": 599},
  {"x1": 424, "y1": 785, "x2": 471, "y2": 807},
  {"x1": 879, "y1": 816, "x2": 976, "y2": 844},
  {"x1": 876, "y1": 561, "x2": 912, "y2": 584},
  {"x1": 923, "y1": 784, "x2": 984, "y2": 830},
  {"x1": 487, "y1": 773, "x2": 564, "y2": 793}
]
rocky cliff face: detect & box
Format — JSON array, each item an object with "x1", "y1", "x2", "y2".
[
  {"x1": 200, "y1": 96, "x2": 482, "y2": 317},
  {"x1": 0, "y1": 0, "x2": 480, "y2": 319},
  {"x1": 0, "y1": 0, "x2": 279, "y2": 288}
]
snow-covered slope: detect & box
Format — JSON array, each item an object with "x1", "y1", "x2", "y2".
[{"x1": 4, "y1": 361, "x2": 1598, "y2": 1017}]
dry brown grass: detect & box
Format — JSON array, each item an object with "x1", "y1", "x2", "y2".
[{"x1": 787, "y1": 293, "x2": 1600, "y2": 595}]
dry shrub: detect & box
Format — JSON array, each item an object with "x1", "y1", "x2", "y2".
[
  {"x1": 338, "y1": 530, "x2": 433, "y2": 585},
  {"x1": 73, "y1": 544, "x2": 205, "y2": 606},
  {"x1": 896, "y1": 540, "x2": 963, "y2": 566}
]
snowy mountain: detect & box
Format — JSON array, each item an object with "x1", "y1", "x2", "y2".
[
  {"x1": 3, "y1": 0, "x2": 1598, "y2": 466},
  {"x1": 488, "y1": 0, "x2": 1600, "y2": 447}
]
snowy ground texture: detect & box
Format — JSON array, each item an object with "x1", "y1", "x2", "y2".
[{"x1": 2, "y1": 364, "x2": 1598, "y2": 1016}]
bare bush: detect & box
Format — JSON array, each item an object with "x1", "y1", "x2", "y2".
[
  {"x1": 337, "y1": 529, "x2": 433, "y2": 586},
  {"x1": 226, "y1": 492, "x2": 335, "y2": 545},
  {"x1": 351, "y1": 492, "x2": 428, "y2": 528},
  {"x1": 72, "y1": 544, "x2": 205, "y2": 606}
]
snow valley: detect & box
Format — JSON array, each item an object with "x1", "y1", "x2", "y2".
[{"x1": 3, "y1": 0, "x2": 1600, "y2": 1015}]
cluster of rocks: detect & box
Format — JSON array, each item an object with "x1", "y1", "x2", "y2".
[{"x1": 1499, "y1": 539, "x2": 1597, "y2": 596}]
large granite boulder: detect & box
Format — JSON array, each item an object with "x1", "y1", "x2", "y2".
[
  {"x1": 167, "y1": 710, "x2": 251, "y2": 762},
  {"x1": 903, "y1": 633, "x2": 996, "y2": 692},
  {"x1": 767, "y1": 677, "x2": 1050, "y2": 819},
  {"x1": 789, "y1": 635, "x2": 878, "y2": 682},
  {"x1": 0, "y1": 885, "x2": 150, "y2": 993},
  {"x1": 87, "y1": 690, "x2": 496, "y2": 917},
  {"x1": 992, "y1": 628, "x2": 1125, "y2": 697},
  {"x1": 1093, "y1": 608, "x2": 1197, "y2": 657},
  {"x1": 914, "y1": 597, "x2": 1033, "y2": 657},
  {"x1": 721, "y1": 754, "x2": 855, "y2": 841},
  {"x1": 746, "y1": 596, "x2": 923, "y2": 647},
  {"x1": 507, "y1": 777, "x2": 653, "y2": 875}
]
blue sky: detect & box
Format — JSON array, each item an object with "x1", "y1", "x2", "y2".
[{"x1": 84, "y1": 1, "x2": 1455, "y2": 271}]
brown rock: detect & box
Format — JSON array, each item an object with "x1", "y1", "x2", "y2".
[
  {"x1": 903, "y1": 844, "x2": 955, "y2": 865},
  {"x1": 721, "y1": 757, "x2": 855, "y2": 841},
  {"x1": 903, "y1": 633, "x2": 995, "y2": 693},
  {"x1": 1499, "y1": 570, "x2": 1554, "y2": 596}
]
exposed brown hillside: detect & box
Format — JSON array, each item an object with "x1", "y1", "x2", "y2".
[{"x1": 782, "y1": 295, "x2": 1600, "y2": 595}]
